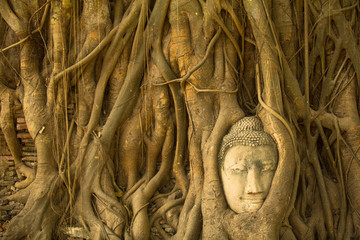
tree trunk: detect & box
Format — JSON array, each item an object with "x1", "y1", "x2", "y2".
[{"x1": 0, "y1": 0, "x2": 359, "y2": 239}]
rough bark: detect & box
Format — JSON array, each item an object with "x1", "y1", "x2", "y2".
[{"x1": 0, "y1": 0, "x2": 359, "y2": 239}]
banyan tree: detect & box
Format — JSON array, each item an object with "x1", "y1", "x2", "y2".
[{"x1": 0, "y1": 0, "x2": 359, "y2": 239}]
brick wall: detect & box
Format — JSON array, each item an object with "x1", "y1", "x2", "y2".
[{"x1": 0, "y1": 108, "x2": 36, "y2": 235}]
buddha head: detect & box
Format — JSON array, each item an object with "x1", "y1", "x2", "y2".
[{"x1": 218, "y1": 116, "x2": 278, "y2": 213}]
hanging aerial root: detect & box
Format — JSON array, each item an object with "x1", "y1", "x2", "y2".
[
  {"x1": 53, "y1": 0, "x2": 142, "y2": 82},
  {"x1": 150, "y1": 0, "x2": 188, "y2": 196},
  {"x1": 200, "y1": 0, "x2": 244, "y2": 69},
  {"x1": 256, "y1": 64, "x2": 300, "y2": 219}
]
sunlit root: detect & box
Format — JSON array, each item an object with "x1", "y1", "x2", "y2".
[{"x1": 74, "y1": 141, "x2": 127, "y2": 240}]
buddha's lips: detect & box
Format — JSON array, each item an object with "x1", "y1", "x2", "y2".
[{"x1": 240, "y1": 198, "x2": 264, "y2": 203}]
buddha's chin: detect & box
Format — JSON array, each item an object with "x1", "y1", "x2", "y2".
[{"x1": 231, "y1": 200, "x2": 264, "y2": 213}]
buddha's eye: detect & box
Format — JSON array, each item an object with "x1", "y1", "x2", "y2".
[{"x1": 230, "y1": 165, "x2": 246, "y2": 173}]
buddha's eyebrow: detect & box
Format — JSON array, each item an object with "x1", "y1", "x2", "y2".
[{"x1": 260, "y1": 160, "x2": 276, "y2": 165}]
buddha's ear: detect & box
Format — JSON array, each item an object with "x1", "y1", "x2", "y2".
[{"x1": 258, "y1": 110, "x2": 296, "y2": 224}]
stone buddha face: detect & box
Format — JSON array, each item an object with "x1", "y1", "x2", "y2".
[
  {"x1": 220, "y1": 144, "x2": 277, "y2": 213},
  {"x1": 218, "y1": 117, "x2": 278, "y2": 213}
]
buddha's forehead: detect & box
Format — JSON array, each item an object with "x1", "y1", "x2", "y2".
[{"x1": 224, "y1": 144, "x2": 277, "y2": 166}]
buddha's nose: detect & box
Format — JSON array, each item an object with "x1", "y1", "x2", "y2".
[{"x1": 245, "y1": 168, "x2": 263, "y2": 194}]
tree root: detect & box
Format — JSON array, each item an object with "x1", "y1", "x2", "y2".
[
  {"x1": 14, "y1": 164, "x2": 36, "y2": 189},
  {"x1": 2, "y1": 173, "x2": 59, "y2": 240},
  {"x1": 4, "y1": 181, "x2": 32, "y2": 204},
  {"x1": 70, "y1": 140, "x2": 128, "y2": 240}
]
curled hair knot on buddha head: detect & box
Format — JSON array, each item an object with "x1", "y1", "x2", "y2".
[{"x1": 218, "y1": 116, "x2": 277, "y2": 167}]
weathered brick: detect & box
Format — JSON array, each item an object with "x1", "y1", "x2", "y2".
[
  {"x1": 3, "y1": 176, "x2": 15, "y2": 181},
  {"x1": 9, "y1": 210, "x2": 21, "y2": 215},
  {"x1": 0, "y1": 205, "x2": 14, "y2": 211},
  {"x1": 0, "y1": 211, "x2": 10, "y2": 221},
  {"x1": 5, "y1": 171, "x2": 15, "y2": 177},
  {"x1": 0, "y1": 181, "x2": 14, "y2": 187}
]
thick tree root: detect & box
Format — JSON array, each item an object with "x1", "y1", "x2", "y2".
[{"x1": 1, "y1": 173, "x2": 59, "y2": 240}]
